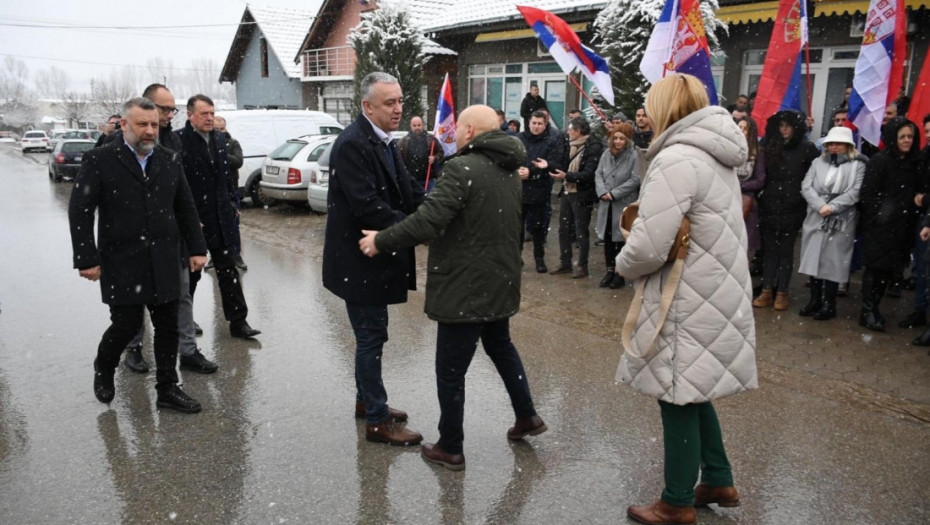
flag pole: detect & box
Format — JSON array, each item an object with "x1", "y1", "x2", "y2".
[
  {"x1": 424, "y1": 138, "x2": 436, "y2": 191},
  {"x1": 804, "y1": 38, "x2": 812, "y2": 119},
  {"x1": 568, "y1": 74, "x2": 608, "y2": 122}
]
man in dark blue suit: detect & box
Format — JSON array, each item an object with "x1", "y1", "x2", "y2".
[{"x1": 322, "y1": 72, "x2": 425, "y2": 446}]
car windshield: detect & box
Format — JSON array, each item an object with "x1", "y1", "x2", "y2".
[
  {"x1": 318, "y1": 143, "x2": 333, "y2": 167},
  {"x1": 269, "y1": 141, "x2": 307, "y2": 161},
  {"x1": 306, "y1": 142, "x2": 332, "y2": 162},
  {"x1": 25, "y1": 132, "x2": 45, "y2": 138},
  {"x1": 62, "y1": 142, "x2": 94, "y2": 153}
]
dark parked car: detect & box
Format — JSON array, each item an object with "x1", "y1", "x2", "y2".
[{"x1": 48, "y1": 139, "x2": 95, "y2": 182}]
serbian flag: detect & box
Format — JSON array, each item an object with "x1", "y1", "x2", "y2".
[
  {"x1": 640, "y1": 0, "x2": 718, "y2": 105},
  {"x1": 907, "y1": 43, "x2": 930, "y2": 148},
  {"x1": 848, "y1": 0, "x2": 906, "y2": 147},
  {"x1": 750, "y1": 0, "x2": 808, "y2": 137},
  {"x1": 433, "y1": 73, "x2": 457, "y2": 157},
  {"x1": 517, "y1": 6, "x2": 614, "y2": 105}
]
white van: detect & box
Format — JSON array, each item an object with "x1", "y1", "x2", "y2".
[{"x1": 215, "y1": 110, "x2": 344, "y2": 206}]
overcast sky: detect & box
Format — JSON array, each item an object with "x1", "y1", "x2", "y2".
[{"x1": 0, "y1": 0, "x2": 319, "y2": 92}]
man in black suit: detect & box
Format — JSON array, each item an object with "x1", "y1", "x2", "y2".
[
  {"x1": 322, "y1": 72, "x2": 425, "y2": 446},
  {"x1": 175, "y1": 94, "x2": 260, "y2": 340},
  {"x1": 69, "y1": 97, "x2": 208, "y2": 412}
]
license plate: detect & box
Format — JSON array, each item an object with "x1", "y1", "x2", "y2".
[
  {"x1": 265, "y1": 166, "x2": 279, "y2": 175},
  {"x1": 74, "y1": 156, "x2": 82, "y2": 162}
]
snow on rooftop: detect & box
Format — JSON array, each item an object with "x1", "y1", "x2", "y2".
[
  {"x1": 247, "y1": 5, "x2": 321, "y2": 78},
  {"x1": 422, "y1": 0, "x2": 607, "y2": 33}
]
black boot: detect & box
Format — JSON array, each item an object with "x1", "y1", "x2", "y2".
[
  {"x1": 912, "y1": 326, "x2": 930, "y2": 346},
  {"x1": 814, "y1": 280, "x2": 838, "y2": 320},
  {"x1": 599, "y1": 270, "x2": 615, "y2": 288},
  {"x1": 799, "y1": 278, "x2": 823, "y2": 317},
  {"x1": 859, "y1": 271, "x2": 886, "y2": 331}
]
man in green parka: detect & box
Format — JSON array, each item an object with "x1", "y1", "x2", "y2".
[{"x1": 358, "y1": 105, "x2": 548, "y2": 471}]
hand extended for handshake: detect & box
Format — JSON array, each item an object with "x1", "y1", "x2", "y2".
[
  {"x1": 359, "y1": 230, "x2": 380, "y2": 257},
  {"x1": 78, "y1": 256, "x2": 208, "y2": 281}
]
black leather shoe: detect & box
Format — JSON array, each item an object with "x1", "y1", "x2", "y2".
[
  {"x1": 235, "y1": 254, "x2": 248, "y2": 271},
  {"x1": 230, "y1": 320, "x2": 261, "y2": 339},
  {"x1": 898, "y1": 311, "x2": 927, "y2": 329},
  {"x1": 812, "y1": 303, "x2": 836, "y2": 321},
  {"x1": 609, "y1": 274, "x2": 625, "y2": 289},
  {"x1": 549, "y1": 265, "x2": 572, "y2": 275},
  {"x1": 156, "y1": 385, "x2": 202, "y2": 413},
  {"x1": 599, "y1": 271, "x2": 614, "y2": 288},
  {"x1": 798, "y1": 299, "x2": 822, "y2": 317},
  {"x1": 179, "y1": 349, "x2": 218, "y2": 374},
  {"x1": 912, "y1": 327, "x2": 930, "y2": 346},
  {"x1": 93, "y1": 359, "x2": 115, "y2": 403},
  {"x1": 535, "y1": 259, "x2": 547, "y2": 273},
  {"x1": 124, "y1": 345, "x2": 149, "y2": 374},
  {"x1": 194, "y1": 322, "x2": 203, "y2": 336}
]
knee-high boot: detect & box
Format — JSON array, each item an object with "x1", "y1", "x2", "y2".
[
  {"x1": 814, "y1": 280, "x2": 838, "y2": 320},
  {"x1": 799, "y1": 277, "x2": 823, "y2": 317},
  {"x1": 860, "y1": 271, "x2": 886, "y2": 331}
]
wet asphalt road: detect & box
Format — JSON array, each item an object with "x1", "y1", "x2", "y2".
[{"x1": 0, "y1": 144, "x2": 928, "y2": 524}]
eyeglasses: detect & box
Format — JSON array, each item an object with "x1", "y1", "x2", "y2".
[{"x1": 155, "y1": 103, "x2": 178, "y2": 115}]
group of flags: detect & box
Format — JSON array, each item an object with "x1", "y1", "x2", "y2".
[{"x1": 428, "y1": 0, "x2": 922, "y2": 154}]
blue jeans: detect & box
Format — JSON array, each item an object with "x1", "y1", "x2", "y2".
[
  {"x1": 435, "y1": 318, "x2": 537, "y2": 455},
  {"x1": 345, "y1": 303, "x2": 390, "y2": 424}
]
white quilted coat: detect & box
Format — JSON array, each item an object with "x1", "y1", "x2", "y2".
[{"x1": 615, "y1": 106, "x2": 758, "y2": 405}]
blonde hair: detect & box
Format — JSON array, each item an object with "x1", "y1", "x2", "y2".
[{"x1": 644, "y1": 74, "x2": 710, "y2": 137}]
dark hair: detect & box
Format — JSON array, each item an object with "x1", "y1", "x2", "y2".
[
  {"x1": 123, "y1": 97, "x2": 157, "y2": 113},
  {"x1": 568, "y1": 108, "x2": 581, "y2": 115},
  {"x1": 494, "y1": 109, "x2": 505, "y2": 118},
  {"x1": 738, "y1": 94, "x2": 748, "y2": 100},
  {"x1": 530, "y1": 110, "x2": 547, "y2": 121},
  {"x1": 141, "y1": 83, "x2": 167, "y2": 100},
  {"x1": 108, "y1": 114, "x2": 121, "y2": 120},
  {"x1": 924, "y1": 114, "x2": 930, "y2": 126},
  {"x1": 187, "y1": 94, "x2": 215, "y2": 111},
  {"x1": 736, "y1": 117, "x2": 758, "y2": 160},
  {"x1": 568, "y1": 116, "x2": 590, "y2": 135}
]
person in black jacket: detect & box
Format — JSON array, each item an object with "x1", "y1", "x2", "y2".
[
  {"x1": 322, "y1": 72, "x2": 426, "y2": 447},
  {"x1": 753, "y1": 110, "x2": 819, "y2": 311},
  {"x1": 69, "y1": 97, "x2": 208, "y2": 412},
  {"x1": 520, "y1": 85, "x2": 548, "y2": 133},
  {"x1": 176, "y1": 94, "x2": 260, "y2": 340},
  {"x1": 859, "y1": 117, "x2": 922, "y2": 331},
  {"x1": 94, "y1": 114, "x2": 121, "y2": 147},
  {"x1": 215, "y1": 115, "x2": 247, "y2": 271},
  {"x1": 549, "y1": 116, "x2": 604, "y2": 278},
  {"x1": 518, "y1": 110, "x2": 565, "y2": 273}
]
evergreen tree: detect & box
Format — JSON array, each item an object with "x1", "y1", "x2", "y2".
[
  {"x1": 348, "y1": 2, "x2": 426, "y2": 123},
  {"x1": 593, "y1": 0, "x2": 726, "y2": 118}
]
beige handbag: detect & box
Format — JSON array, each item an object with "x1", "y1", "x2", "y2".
[{"x1": 619, "y1": 203, "x2": 690, "y2": 361}]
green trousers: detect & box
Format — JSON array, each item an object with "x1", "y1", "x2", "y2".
[{"x1": 659, "y1": 400, "x2": 734, "y2": 507}]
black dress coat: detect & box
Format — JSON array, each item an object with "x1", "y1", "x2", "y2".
[
  {"x1": 520, "y1": 93, "x2": 548, "y2": 131},
  {"x1": 68, "y1": 141, "x2": 206, "y2": 306},
  {"x1": 758, "y1": 110, "x2": 820, "y2": 231},
  {"x1": 860, "y1": 118, "x2": 923, "y2": 272},
  {"x1": 560, "y1": 135, "x2": 605, "y2": 205},
  {"x1": 175, "y1": 121, "x2": 238, "y2": 251},
  {"x1": 518, "y1": 127, "x2": 564, "y2": 205},
  {"x1": 322, "y1": 115, "x2": 425, "y2": 305}
]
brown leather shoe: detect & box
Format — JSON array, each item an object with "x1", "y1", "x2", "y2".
[
  {"x1": 572, "y1": 266, "x2": 589, "y2": 278},
  {"x1": 421, "y1": 443, "x2": 465, "y2": 471},
  {"x1": 774, "y1": 291, "x2": 789, "y2": 311},
  {"x1": 627, "y1": 500, "x2": 696, "y2": 525},
  {"x1": 354, "y1": 402, "x2": 408, "y2": 422},
  {"x1": 752, "y1": 288, "x2": 773, "y2": 308},
  {"x1": 693, "y1": 484, "x2": 740, "y2": 507},
  {"x1": 506, "y1": 415, "x2": 548, "y2": 440},
  {"x1": 365, "y1": 419, "x2": 422, "y2": 446}
]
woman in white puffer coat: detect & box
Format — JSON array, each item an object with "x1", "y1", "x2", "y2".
[{"x1": 617, "y1": 74, "x2": 758, "y2": 525}]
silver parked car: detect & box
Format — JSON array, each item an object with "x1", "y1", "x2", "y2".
[
  {"x1": 259, "y1": 135, "x2": 336, "y2": 204},
  {"x1": 306, "y1": 141, "x2": 334, "y2": 213}
]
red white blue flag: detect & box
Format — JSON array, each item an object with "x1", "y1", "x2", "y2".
[
  {"x1": 640, "y1": 0, "x2": 718, "y2": 105},
  {"x1": 517, "y1": 6, "x2": 614, "y2": 105},
  {"x1": 433, "y1": 73, "x2": 457, "y2": 156},
  {"x1": 848, "y1": 0, "x2": 906, "y2": 147},
  {"x1": 750, "y1": 0, "x2": 809, "y2": 137}
]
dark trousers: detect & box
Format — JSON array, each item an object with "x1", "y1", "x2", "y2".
[
  {"x1": 345, "y1": 303, "x2": 390, "y2": 424},
  {"x1": 190, "y1": 247, "x2": 248, "y2": 322},
  {"x1": 603, "y1": 206, "x2": 624, "y2": 269},
  {"x1": 558, "y1": 193, "x2": 593, "y2": 268},
  {"x1": 659, "y1": 400, "x2": 734, "y2": 507},
  {"x1": 97, "y1": 301, "x2": 179, "y2": 390},
  {"x1": 435, "y1": 318, "x2": 537, "y2": 455},
  {"x1": 913, "y1": 223, "x2": 928, "y2": 312},
  {"x1": 760, "y1": 223, "x2": 800, "y2": 291},
  {"x1": 521, "y1": 201, "x2": 551, "y2": 260}
]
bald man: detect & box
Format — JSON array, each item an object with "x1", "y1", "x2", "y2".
[{"x1": 359, "y1": 105, "x2": 548, "y2": 471}]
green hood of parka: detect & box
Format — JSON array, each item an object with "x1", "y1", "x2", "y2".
[{"x1": 452, "y1": 129, "x2": 526, "y2": 171}]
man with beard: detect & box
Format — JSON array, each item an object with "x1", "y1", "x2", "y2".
[
  {"x1": 398, "y1": 116, "x2": 444, "y2": 191},
  {"x1": 633, "y1": 107, "x2": 653, "y2": 150},
  {"x1": 518, "y1": 110, "x2": 564, "y2": 273},
  {"x1": 69, "y1": 97, "x2": 208, "y2": 412}
]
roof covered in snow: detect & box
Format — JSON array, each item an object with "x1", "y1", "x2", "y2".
[
  {"x1": 221, "y1": 5, "x2": 320, "y2": 82},
  {"x1": 422, "y1": 0, "x2": 607, "y2": 33}
]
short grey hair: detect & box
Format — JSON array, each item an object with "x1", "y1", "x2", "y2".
[
  {"x1": 123, "y1": 97, "x2": 156, "y2": 113},
  {"x1": 360, "y1": 72, "x2": 399, "y2": 102}
]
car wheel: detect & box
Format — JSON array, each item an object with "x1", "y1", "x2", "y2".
[{"x1": 248, "y1": 174, "x2": 275, "y2": 208}]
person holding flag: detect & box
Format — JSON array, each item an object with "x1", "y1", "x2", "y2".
[{"x1": 398, "y1": 116, "x2": 444, "y2": 192}]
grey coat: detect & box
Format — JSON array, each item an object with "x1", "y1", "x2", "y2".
[
  {"x1": 594, "y1": 146, "x2": 640, "y2": 241},
  {"x1": 798, "y1": 153, "x2": 866, "y2": 282}
]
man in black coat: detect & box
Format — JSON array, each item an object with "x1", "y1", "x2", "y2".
[
  {"x1": 69, "y1": 97, "x2": 208, "y2": 412},
  {"x1": 175, "y1": 94, "x2": 260, "y2": 340},
  {"x1": 398, "y1": 115, "x2": 444, "y2": 191},
  {"x1": 322, "y1": 72, "x2": 425, "y2": 446},
  {"x1": 520, "y1": 85, "x2": 548, "y2": 133},
  {"x1": 518, "y1": 110, "x2": 564, "y2": 273}
]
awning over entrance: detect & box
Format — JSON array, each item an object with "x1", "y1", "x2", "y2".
[{"x1": 717, "y1": 0, "x2": 928, "y2": 26}]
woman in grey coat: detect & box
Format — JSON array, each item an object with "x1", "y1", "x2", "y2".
[
  {"x1": 798, "y1": 127, "x2": 866, "y2": 320},
  {"x1": 594, "y1": 122, "x2": 640, "y2": 288}
]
